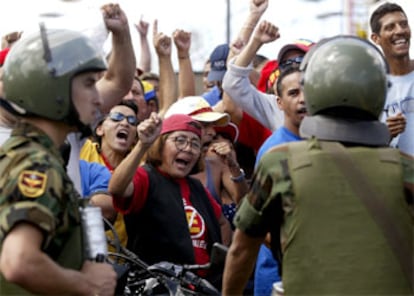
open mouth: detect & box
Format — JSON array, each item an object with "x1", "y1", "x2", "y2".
[
  {"x1": 174, "y1": 157, "x2": 193, "y2": 172},
  {"x1": 176, "y1": 158, "x2": 190, "y2": 166},
  {"x1": 116, "y1": 130, "x2": 129, "y2": 141},
  {"x1": 297, "y1": 107, "x2": 307, "y2": 115}
]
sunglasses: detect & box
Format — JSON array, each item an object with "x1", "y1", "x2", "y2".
[
  {"x1": 279, "y1": 56, "x2": 304, "y2": 70},
  {"x1": 108, "y1": 112, "x2": 138, "y2": 126}
]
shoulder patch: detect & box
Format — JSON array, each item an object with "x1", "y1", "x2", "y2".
[{"x1": 18, "y1": 170, "x2": 47, "y2": 198}]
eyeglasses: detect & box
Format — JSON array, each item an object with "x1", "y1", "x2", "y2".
[
  {"x1": 279, "y1": 56, "x2": 304, "y2": 70},
  {"x1": 108, "y1": 112, "x2": 138, "y2": 126},
  {"x1": 169, "y1": 135, "x2": 201, "y2": 152}
]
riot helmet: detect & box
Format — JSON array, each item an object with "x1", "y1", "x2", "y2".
[
  {"x1": 2, "y1": 24, "x2": 107, "y2": 132},
  {"x1": 299, "y1": 35, "x2": 390, "y2": 146}
]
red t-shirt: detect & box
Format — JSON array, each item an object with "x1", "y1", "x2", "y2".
[{"x1": 237, "y1": 111, "x2": 272, "y2": 154}]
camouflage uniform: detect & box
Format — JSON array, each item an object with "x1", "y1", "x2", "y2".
[
  {"x1": 235, "y1": 138, "x2": 414, "y2": 295},
  {"x1": 0, "y1": 123, "x2": 84, "y2": 295}
]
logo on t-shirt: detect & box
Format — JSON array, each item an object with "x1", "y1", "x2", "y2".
[{"x1": 184, "y1": 204, "x2": 205, "y2": 239}]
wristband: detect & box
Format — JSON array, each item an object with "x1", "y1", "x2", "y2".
[{"x1": 230, "y1": 168, "x2": 245, "y2": 183}]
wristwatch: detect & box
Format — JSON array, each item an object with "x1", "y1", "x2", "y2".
[{"x1": 230, "y1": 168, "x2": 245, "y2": 183}]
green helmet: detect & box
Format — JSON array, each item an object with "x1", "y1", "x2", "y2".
[
  {"x1": 299, "y1": 35, "x2": 390, "y2": 146},
  {"x1": 301, "y1": 35, "x2": 388, "y2": 118},
  {"x1": 2, "y1": 26, "x2": 107, "y2": 126}
]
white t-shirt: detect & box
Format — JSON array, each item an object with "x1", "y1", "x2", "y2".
[
  {"x1": 385, "y1": 70, "x2": 414, "y2": 156},
  {"x1": 66, "y1": 132, "x2": 85, "y2": 193}
]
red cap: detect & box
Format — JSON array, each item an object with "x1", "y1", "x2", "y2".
[
  {"x1": 161, "y1": 114, "x2": 202, "y2": 138},
  {"x1": 256, "y1": 59, "x2": 278, "y2": 93}
]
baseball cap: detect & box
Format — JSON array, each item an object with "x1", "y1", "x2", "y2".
[
  {"x1": 277, "y1": 39, "x2": 315, "y2": 63},
  {"x1": 207, "y1": 44, "x2": 229, "y2": 82},
  {"x1": 161, "y1": 114, "x2": 202, "y2": 139},
  {"x1": 164, "y1": 96, "x2": 230, "y2": 126},
  {"x1": 214, "y1": 122, "x2": 239, "y2": 143}
]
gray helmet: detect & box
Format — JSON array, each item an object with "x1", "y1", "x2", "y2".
[
  {"x1": 2, "y1": 25, "x2": 107, "y2": 128},
  {"x1": 299, "y1": 35, "x2": 390, "y2": 146}
]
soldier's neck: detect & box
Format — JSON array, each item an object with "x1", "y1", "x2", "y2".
[{"x1": 24, "y1": 118, "x2": 72, "y2": 147}]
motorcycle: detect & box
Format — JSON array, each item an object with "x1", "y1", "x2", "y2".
[{"x1": 103, "y1": 218, "x2": 226, "y2": 295}]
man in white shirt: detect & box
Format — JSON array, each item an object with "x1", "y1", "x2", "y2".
[{"x1": 370, "y1": 2, "x2": 414, "y2": 156}]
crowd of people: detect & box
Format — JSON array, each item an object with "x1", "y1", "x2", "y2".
[{"x1": 0, "y1": 0, "x2": 413, "y2": 295}]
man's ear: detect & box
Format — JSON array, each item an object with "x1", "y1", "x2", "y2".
[
  {"x1": 276, "y1": 95, "x2": 283, "y2": 111},
  {"x1": 370, "y1": 32, "x2": 380, "y2": 45}
]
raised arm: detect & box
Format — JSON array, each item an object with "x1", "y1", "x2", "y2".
[
  {"x1": 174, "y1": 29, "x2": 196, "y2": 98},
  {"x1": 227, "y1": 0, "x2": 268, "y2": 62},
  {"x1": 234, "y1": 20, "x2": 279, "y2": 68},
  {"x1": 221, "y1": 20, "x2": 283, "y2": 130},
  {"x1": 135, "y1": 17, "x2": 151, "y2": 73},
  {"x1": 97, "y1": 3, "x2": 136, "y2": 113},
  {"x1": 153, "y1": 20, "x2": 177, "y2": 117},
  {"x1": 109, "y1": 113, "x2": 162, "y2": 198}
]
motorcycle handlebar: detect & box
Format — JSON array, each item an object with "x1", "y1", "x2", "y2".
[{"x1": 138, "y1": 261, "x2": 220, "y2": 295}]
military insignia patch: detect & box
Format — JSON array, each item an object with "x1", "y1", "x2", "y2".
[{"x1": 17, "y1": 170, "x2": 47, "y2": 198}]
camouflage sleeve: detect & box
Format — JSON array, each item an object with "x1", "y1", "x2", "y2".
[
  {"x1": 0, "y1": 162, "x2": 64, "y2": 248},
  {"x1": 234, "y1": 148, "x2": 292, "y2": 237}
]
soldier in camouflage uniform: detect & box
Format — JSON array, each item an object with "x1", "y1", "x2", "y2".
[
  {"x1": 0, "y1": 27, "x2": 117, "y2": 295},
  {"x1": 222, "y1": 36, "x2": 414, "y2": 295}
]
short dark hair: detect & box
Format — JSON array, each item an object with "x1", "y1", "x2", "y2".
[
  {"x1": 118, "y1": 99, "x2": 138, "y2": 115},
  {"x1": 370, "y1": 2, "x2": 406, "y2": 34},
  {"x1": 276, "y1": 66, "x2": 301, "y2": 97}
]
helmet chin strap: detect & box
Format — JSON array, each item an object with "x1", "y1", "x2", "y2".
[{"x1": 0, "y1": 98, "x2": 27, "y2": 116}]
